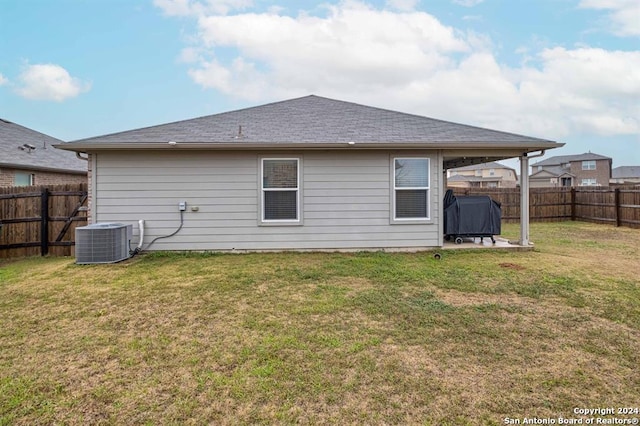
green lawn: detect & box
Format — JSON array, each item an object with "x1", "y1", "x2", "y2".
[{"x1": 1, "y1": 222, "x2": 638, "y2": 425}]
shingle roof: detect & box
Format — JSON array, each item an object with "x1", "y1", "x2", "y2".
[
  {"x1": 530, "y1": 166, "x2": 575, "y2": 178},
  {"x1": 531, "y1": 152, "x2": 611, "y2": 167},
  {"x1": 612, "y1": 166, "x2": 640, "y2": 178},
  {"x1": 450, "y1": 161, "x2": 513, "y2": 171},
  {"x1": 0, "y1": 119, "x2": 87, "y2": 173},
  {"x1": 66, "y1": 95, "x2": 559, "y2": 148}
]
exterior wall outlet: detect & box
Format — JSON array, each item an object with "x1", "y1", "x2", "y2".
[{"x1": 179, "y1": 201, "x2": 187, "y2": 211}]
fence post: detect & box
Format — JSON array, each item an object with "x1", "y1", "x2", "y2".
[
  {"x1": 614, "y1": 188, "x2": 621, "y2": 227},
  {"x1": 41, "y1": 188, "x2": 49, "y2": 256},
  {"x1": 570, "y1": 187, "x2": 576, "y2": 221}
]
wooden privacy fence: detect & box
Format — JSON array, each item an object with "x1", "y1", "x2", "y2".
[
  {"x1": 0, "y1": 183, "x2": 88, "y2": 258},
  {"x1": 452, "y1": 186, "x2": 640, "y2": 228},
  {"x1": 1, "y1": 183, "x2": 638, "y2": 258}
]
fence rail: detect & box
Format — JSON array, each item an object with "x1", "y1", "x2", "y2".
[
  {"x1": 0, "y1": 183, "x2": 88, "y2": 258},
  {"x1": 451, "y1": 186, "x2": 640, "y2": 229}
]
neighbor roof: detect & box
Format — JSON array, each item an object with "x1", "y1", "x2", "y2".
[
  {"x1": 530, "y1": 166, "x2": 575, "y2": 178},
  {"x1": 612, "y1": 166, "x2": 640, "y2": 178},
  {"x1": 450, "y1": 161, "x2": 515, "y2": 171},
  {"x1": 0, "y1": 118, "x2": 87, "y2": 174},
  {"x1": 59, "y1": 95, "x2": 561, "y2": 152},
  {"x1": 532, "y1": 152, "x2": 611, "y2": 167}
]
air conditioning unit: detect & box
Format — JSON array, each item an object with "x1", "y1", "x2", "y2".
[{"x1": 75, "y1": 223, "x2": 132, "y2": 264}]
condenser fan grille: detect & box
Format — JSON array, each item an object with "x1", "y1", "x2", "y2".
[{"x1": 75, "y1": 223, "x2": 132, "y2": 264}]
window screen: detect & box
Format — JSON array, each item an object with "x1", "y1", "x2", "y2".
[
  {"x1": 263, "y1": 160, "x2": 298, "y2": 188},
  {"x1": 262, "y1": 159, "x2": 299, "y2": 221},
  {"x1": 394, "y1": 158, "x2": 429, "y2": 220}
]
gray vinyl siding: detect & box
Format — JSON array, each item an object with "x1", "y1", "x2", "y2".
[{"x1": 94, "y1": 150, "x2": 441, "y2": 251}]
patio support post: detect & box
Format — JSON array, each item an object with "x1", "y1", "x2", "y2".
[{"x1": 520, "y1": 154, "x2": 530, "y2": 246}]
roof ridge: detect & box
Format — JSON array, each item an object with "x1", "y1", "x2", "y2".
[
  {"x1": 70, "y1": 95, "x2": 556, "y2": 144},
  {"x1": 62, "y1": 95, "x2": 562, "y2": 148}
]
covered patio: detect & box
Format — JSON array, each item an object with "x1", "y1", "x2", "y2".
[{"x1": 442, "y1": 150, "x2": 551, "y2": 248}]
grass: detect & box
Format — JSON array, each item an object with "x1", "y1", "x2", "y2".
[{"x1": 0, "y1": 222, "x2": 638, "y2": 425}]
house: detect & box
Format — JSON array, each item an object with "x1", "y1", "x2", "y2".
[
  {"x1": 530, "y1": 152, "x2": 612, "y2": 188},
  {"x1": 610, "y1": 166, "x2": 640, "y2": 185},
  {"x1": 57, "y1": 95, "x2": 562, "y2": 251},
  {"x1": 0, "y1": 118, "x2": 87, "y2": 187},
  {"x1": 447, "y1": 161, "x2": 517, "y2": 189}
]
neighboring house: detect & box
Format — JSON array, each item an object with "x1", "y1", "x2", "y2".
[
  {"x1": 610, "y1": 166, "x2": 640, "y2": 185},
  {"x1": 0, "y1": 118, "x2": 87, "y2": 187},
  {"x1": 58, "y1": 95, "x2": 561, "y2": 251},
  {"x1": 530, "y1": 152, "x2": 612, "y2": 188},
  {"x1": 447, "y1": 161, "x2": 517, "y2": 189}
]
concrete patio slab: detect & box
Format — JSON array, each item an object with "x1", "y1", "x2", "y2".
[{"x1": 442, "y1": 236, "x2": 534, "y2": 251}]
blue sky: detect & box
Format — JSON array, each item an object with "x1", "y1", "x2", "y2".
[{"x1": 0, "y1": 0, "x2": 638, "y2": 169}]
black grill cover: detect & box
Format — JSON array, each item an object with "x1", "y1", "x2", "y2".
[{"x1": 444, "y1": 191, "x2": 501, "y2": 237}]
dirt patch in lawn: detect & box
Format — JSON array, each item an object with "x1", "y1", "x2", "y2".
[{"x1": 499, "y1": 262, "x2": 526, "y2": 271}]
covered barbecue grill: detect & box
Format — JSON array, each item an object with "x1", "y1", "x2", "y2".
[{"x1": 443, "y1": 190, "x2": 501, "y2": 244}]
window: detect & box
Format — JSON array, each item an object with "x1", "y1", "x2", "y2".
[
  {"x1": 489, "y1": 169, "x2": 495, "y2": 176},
  {"x1": 15, "y1": 172, "x2": 34, "y2": 186},
  {"x1": 393, "y1": 158, "x2": 430, "y2": 221},
  {"x1": 261, "y1": 158, "x2": 299, "y2": 222},
  {"x1": 581, "y1": 178, "x2": 597, "y2": 186},
  {"x1": 582, "y1": 161, "x2": 596, "y2": 170}
]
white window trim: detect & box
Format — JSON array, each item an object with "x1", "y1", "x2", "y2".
[
  {"x1": 391, "y1": 157, "x2": 431, "y2": 224},
  {"x1": 582, "y1": 160, "x2": 596, "y2": 170},
  {"x1": 259, "y1": 157, "x2": 302, "y2": 226}
]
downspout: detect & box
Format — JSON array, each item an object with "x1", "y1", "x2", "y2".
[
  {"x1": 130, "y1": 219, "x2": 145, "y2": 256},
  {"x1": 136, "y1": 219, "x2": 145, "y2": 252},
  {"x1": 519, "y1": 150, "x2": 545, "y2": 246}
]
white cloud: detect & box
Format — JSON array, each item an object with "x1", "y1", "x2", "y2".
[
  {"x1": 0, "y1": 73, "x2": 8, "y2": 86},
  {"x1": 515, "y1": 47, "x2": 640, "y2": 135},
  {"x1": 16, "y1": 64, "x2": 91, "y2": 101},
  {"x1": 158, "y1": 0, "x2": 639, "y2": 139},
  {"x1": 193, "y1": 2, "x2": 469, "y2": 92},
  {"x1": 189, "y1": 56, "x2": 267, "y2": 100},
  {"x1": 579, "y1": 0, "x2": 640, "y2": 37}
]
